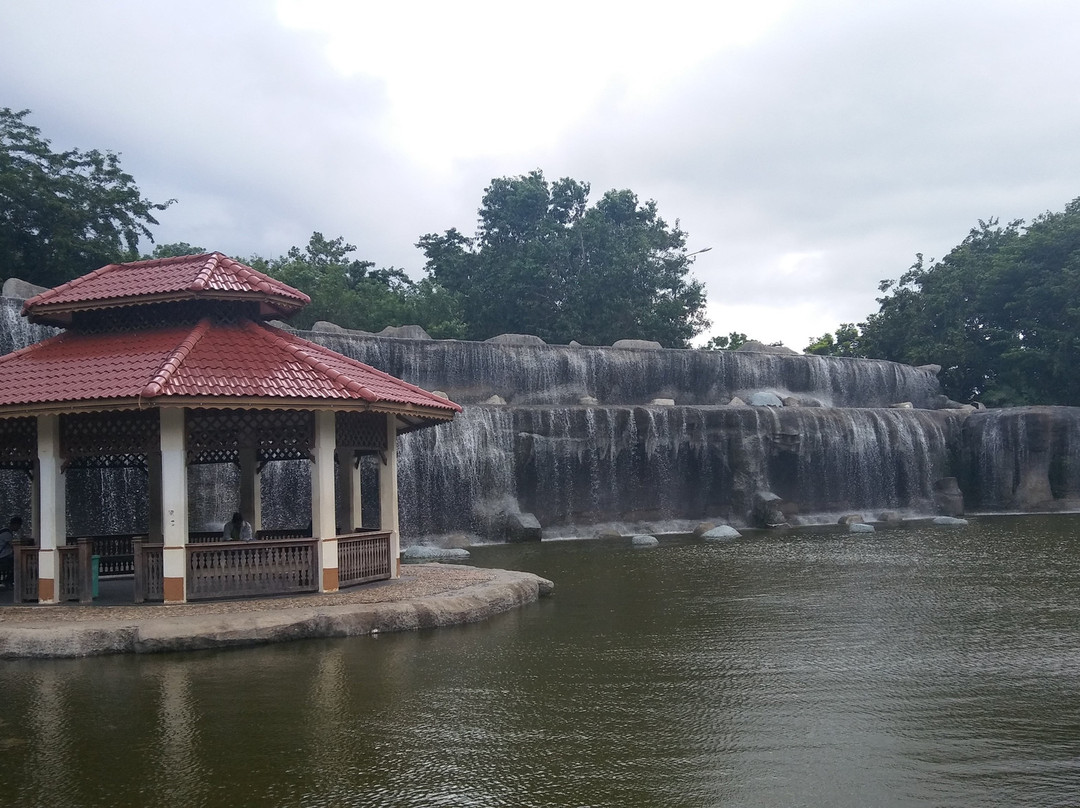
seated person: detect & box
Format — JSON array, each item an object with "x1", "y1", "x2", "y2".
[
  {"x1": 223, "y1": 512, "x2": 254, "y2": 541},
  {"x1": 0, "y1": 516, "x2": 21, "y2": 588}
]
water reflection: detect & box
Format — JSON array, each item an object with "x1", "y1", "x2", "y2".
[{"x1": 1, "y1": 516, "x2": 1080, "y2": 806}]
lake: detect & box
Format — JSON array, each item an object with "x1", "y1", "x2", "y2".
[{"x1": 1, "y1": 515, "x2": 1078, "y2": 807}]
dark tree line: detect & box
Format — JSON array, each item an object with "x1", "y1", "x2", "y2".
[{"x1": 808, "y1": 197, "x2": 1080, "y2": 406}]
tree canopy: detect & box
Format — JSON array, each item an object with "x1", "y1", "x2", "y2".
[
  {"x1": 0, "y1": 108, "x2": 172, "y2": 288},
  {"x1": 807, "y1": 197, "x2": 1080, "y2": 406},
  {"x1": 254, "y1": 232, "x2": 466, "y2": 338},
  {"x1": 417, "y1": 170, "x2": 710, "y2": 347}
]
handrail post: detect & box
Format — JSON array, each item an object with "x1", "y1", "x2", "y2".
[
  {"x1": 77, "y1": 537, "x2": 93, "y2": 603},
  {"x1": 132, "y1": 536, "x2": 144, "y2": 603}
]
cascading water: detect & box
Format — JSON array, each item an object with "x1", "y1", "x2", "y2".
[
  {"x1": 4, "y1": 296, "x2": 1080, "y2": 542},
  {"x1": 960, "y1": 407, "x2": 1080, "y2": 512}
]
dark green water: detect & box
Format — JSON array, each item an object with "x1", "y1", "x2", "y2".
[{"x1": 2, "y1": 515, "x2": 1080, "y2": 807}]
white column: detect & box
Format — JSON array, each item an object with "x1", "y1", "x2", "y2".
[
  {"x1": 160, "y1": 408, "x2": 188, "y2": 603},
  {"x1": 350, "y1": 451, "x2": 363, "y2": 531},
  {"x1": 311, "y1": 410, "x2": 338, "y2": 592},
  {"x1": 239, "y1": 443, "x2": 260, "y2": 532},
  {"x1": 36, "y1": 414, "x2": 65, "y2": 603},
  {"x1": 378, "y1": 413, "x2": 400, "y2": 578},
  {"x1": 147, "y1": 450, "x2": 163, "y2": 543}
]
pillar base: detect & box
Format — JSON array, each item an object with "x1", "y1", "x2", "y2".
[
  {"x1": 163, "y1": 577, "x2": 186, "y2": 604},
  {"x1": 38, "y1": 578, "x2": 55, "y2": 604},
  {"x1": 321, "y1": 568, "x2": 339, "y2": 593}
]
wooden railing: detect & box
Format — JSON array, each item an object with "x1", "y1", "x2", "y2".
[
  {"x1": 85, "y1": 534, "x2": 144, "y2": 576},
  {"x1": 338, "y1": 531, "x2": 392, "y2": 587},
  {"x1": 9, "y1": 531, "x2": 392, "y2": 603},
  {"x1": 12, "y1": 542, "x2": 38, "y2": 604},
  {"x1": 57, "y1": 543, "x2": 88, "y2": 603},
  {"x1": 133, "y1": 539, "x2": 164, "y2": 603},
  {"x1": 186, "y1": 539, "x2": 319, "y2": 601}
]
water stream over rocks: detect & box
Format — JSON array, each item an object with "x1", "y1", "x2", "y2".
[{"x1": 3, "y1": 298, "x2": 1080, "y2": 543}]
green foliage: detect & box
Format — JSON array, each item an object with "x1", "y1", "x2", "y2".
[
  {"x1": 701, "y1": 332, "x2": 749, "y2": 350},
  {"x1": 854, "y1": 199, "x2": 1080, "y2": 406},
  {"x1": 805, "y1": 323, "x2": 865, "y2": 357},
  {"x1": 418, "y1": 170, "x2": 710, "y2": 347},
  {"x1": 146, "y1": 242, "x2": 206, "y2": 259},
  {"x1": 259, "y1": 232, "x2": 466, "y2": 338},
  {"x1": 0, "y1": 108, "x2": 172, "y2": 288}
]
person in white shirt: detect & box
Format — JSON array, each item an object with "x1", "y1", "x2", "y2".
[{"x1": 222, "y1": 512, "x2": 254, "y2": 541}]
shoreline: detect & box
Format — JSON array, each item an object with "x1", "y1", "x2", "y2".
[{"x1": 0, "y1": 563, "x2": 554, "y2": 659}]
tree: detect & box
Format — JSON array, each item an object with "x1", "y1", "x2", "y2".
[
  {"x1": 0, "y1": 108, "x2": 172, "y2": 288},
  {"x1": 701, "y1": 332, "x2": 749, "y2": 350},
  {"x1": 259, "y1": 232, "x2": 466, "y2": 338},
  {"x1": 836, "y1": 198, "x2": 1080, "y2": 406},
  {"x1": 805, "y1": 323, "x2": 865, "y2": 357},
  {"x1": 145, "y1": 242, "x2": 206, "y2": 259},
  {"x1": 418, "y1": 170, "x2": 710, "y2": 347}
]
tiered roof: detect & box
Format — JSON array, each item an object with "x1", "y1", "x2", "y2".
[
  {"x1": 0, "y1": 254, "x2": 461, "y2": 426},
  {"x1": 23, "y1": 252, "x2": 310, "y2": 326}
]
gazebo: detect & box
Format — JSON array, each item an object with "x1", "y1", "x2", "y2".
[{"x1": 0, "y1": 253, "x2": 460, "y2": 604}]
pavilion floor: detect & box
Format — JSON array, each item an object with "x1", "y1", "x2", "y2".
[{"x1": 0, "y1": 563, "x2": 554, "y2": 659}]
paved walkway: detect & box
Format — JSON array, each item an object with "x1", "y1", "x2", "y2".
[{"x1": 0, "y1": 564, "x2": 554, "y2": 659}]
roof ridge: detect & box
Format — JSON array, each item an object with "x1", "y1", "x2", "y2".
[
  {"x1": 247, "y1": 322, "x2": 379, "y2": 401},
  {"x1": 187, "y1": 252, "x2": 222, "y2": 292},
  {"x1": 141, "y1": 318, "x2": 213, "y2": 398},
  {"x1": 263, "y1": 324, "x2": 462, "y2": 412}
]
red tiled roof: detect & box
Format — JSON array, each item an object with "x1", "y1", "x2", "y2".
[
  {"x1": 23, "y1": 253, "x2": 310, "y2": 324},
  {"x1": 0, "y1": 320, "x2": 461, "y2": 415}
]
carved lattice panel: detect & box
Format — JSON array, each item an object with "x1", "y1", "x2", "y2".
[
  {"x1": 257, "y1": 409, "x2": 315, "y2": 463},
  {"x1": 186, "y1": 408, "x2": 244, "y2": 465},
  {"x1": 0, "y1": 417, "x2": 36, "y2": 469},
  {"x1": 187, "y1": 408, "x2": 314, "y2": 465},
  {"x1": 336, "y1": 411, "x2": 387, "y2": 451},
  {"x1": 61, "y1": 410, "x2": 158, "y2": 469}
]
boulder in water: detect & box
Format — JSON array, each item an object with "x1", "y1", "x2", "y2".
[
  {"x1": 849, "y1": 522, "x2": 875, "y2": 533},
  {"x1": 631, "y1": 534, "x2": 659, "y2": 546},
  {"x1": 702, "y1": 525, "x2": 741, "y2": 541},
  {"x1": 506, "y1": 512, "x2": 542, "y2": 542},
  {"x1": 401, "y1": 545, "x2": 471, "y2": 559},
  {"x1": 932, "y1": 516, "x2": 969, "y2": 526}
]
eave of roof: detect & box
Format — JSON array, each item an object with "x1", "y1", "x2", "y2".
[{"x1": 0, "y1": 319, "x2": 461, "y2": 418}]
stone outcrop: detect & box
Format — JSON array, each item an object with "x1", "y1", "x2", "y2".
[{"x1": 2, "y1": 278, "x2": 48, "y2": 299}]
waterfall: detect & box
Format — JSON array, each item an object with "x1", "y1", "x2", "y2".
[
  {"x1": 4, "y1": 296, "x2": 1080, "y2": 543},
  {"x1": 308, "y1": 331, "x2": 941, "y2": 408},
  {"x1": 961, "y1": 407, "x2": 1080, "y2": 512}
]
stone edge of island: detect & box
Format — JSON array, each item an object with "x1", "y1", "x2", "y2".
[{"x1": 0, "y1": 566, "x2": 555, "y2": 659}]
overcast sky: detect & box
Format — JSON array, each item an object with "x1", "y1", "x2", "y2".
[{"x1": 2, "y1": 0, "x2": 1079, "y2": 348}]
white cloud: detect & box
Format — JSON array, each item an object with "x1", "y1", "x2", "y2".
[{"x1": 2, "y1": 0, "x2": 1079, "y2": 348}]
